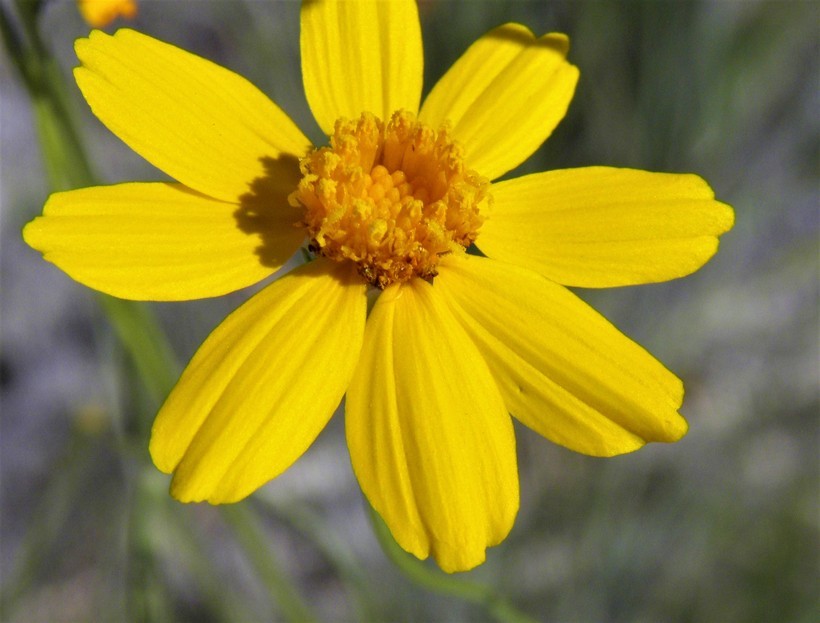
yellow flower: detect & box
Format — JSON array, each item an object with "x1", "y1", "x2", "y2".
[
  {"x1": 77, "y1": 0, "x2": 137, "y2": 28},
  {"x1": 23, "y1": 0, "x2": 734, "y2": 572}
]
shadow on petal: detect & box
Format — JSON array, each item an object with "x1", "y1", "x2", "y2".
[{"x1": 235, "y1": 154, "x2": 306, "y2": 268}]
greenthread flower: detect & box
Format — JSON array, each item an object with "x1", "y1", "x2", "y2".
[{"x1": 23, "y1": 0, "x2": 734, "y2": 573}]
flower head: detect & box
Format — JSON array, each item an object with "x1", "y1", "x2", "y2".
[
  {"x1": 77, "y1": 0, "x2": 137, "y2": 28},
  {"x1": 293, "y1": 110, "x2": 487, "y2": 288},
  {"x1": 23, "y1": 0, "x2": 733, "y2": 572}
]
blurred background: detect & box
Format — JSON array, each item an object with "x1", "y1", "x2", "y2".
[{"x1": 1, "y1": 0, "x2": 817, "y2": 621}]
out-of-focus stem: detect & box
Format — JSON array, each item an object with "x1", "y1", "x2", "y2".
[
  {"x1": 367, "y1": 503, "x2": 538, "y2": 623},
  {"x1": 3, "y1": 1, "x2": 179, "y2": 408},
  {"x1": 255, "y1": 496, "x2": 379, "y2": 622},
  {"x1": 221, "y1": 503, "x2": 319, "y2": 623}
]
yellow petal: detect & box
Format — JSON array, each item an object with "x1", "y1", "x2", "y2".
[
  {"x1": 479, "y1": 167, "x2": 735, "y2": 287},
  {"x1": 150, "y1": 259, "x2": 366, "y2": 503},
  {"x1": 436, "y1": 254, "x2": 687, "y2": 456},
  {"x1": 74, "y1": 29, "x2": 311, "y2": 202},
  {"x1": 419, "y1": 24, "x2": 578, "y2": 181},
  {"x1": 346, "y1": 279, "x2": 518, "y2": 573},
  {"x1": 23, "y1": 183, "x2": 304, "y2": 301},
  {"x1": 300, "y1": 0, "x2": 423, "y2": 135}
]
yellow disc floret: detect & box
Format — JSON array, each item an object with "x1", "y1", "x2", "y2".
[{"x1": 290, "y1": 111, "x2": 489, "y2": 288}]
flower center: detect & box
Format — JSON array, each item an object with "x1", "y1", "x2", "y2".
[{"x1": 290, "y1": 111, "x2": 489, "y2": 288}]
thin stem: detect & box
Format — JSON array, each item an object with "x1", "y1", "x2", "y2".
[
  {"x1": 4, "y1": 0, "x2": 93, "y2": 191},
  {"x1": 125, "y1": 470, "x2": 177, "y2": 623},
  {"x1": 96, "y1": 295, "x2": 179, "y2": 408},
  {"x1": 367, "y1": 504, "x2": 538, "y2": 623},
  {"x1": 0, "y1": 429, "x2": 97, "y2": 619},
  {"x1": 221, "y1": 503, "x2": 318, "y2": 623},
  {"x1": 255, "y1": 496, "x2": 379, "y2": 622},
  {"x1": 3, "y1": 3, "x2": 178, "y2": 411}
]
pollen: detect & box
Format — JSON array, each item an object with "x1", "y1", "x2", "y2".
[{"x1": 290, "y1": 111, "x2": 489, "y2": 288}]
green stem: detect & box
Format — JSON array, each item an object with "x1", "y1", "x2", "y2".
[
  {"x1": 367, "y1": 504, "x2": 537, "y2": 623},
  {"x1": 3, "y1": 1, "x2": 94, "y2": 191},
  {"x1": 0, "y1": 429, "x2": 97, "y2": 619},
  {"x1": 3, "y1": 4, "x2": 179, "y2": 410},
  {"x1": 96, "y1": 295, "x2": 178, "y2": 407},
  {"x1": 125, "y1": 470, "x2": 177, "y2": 623},
  {"x1": 221, "y1": 503, "x2": 318, "y2": 623},
  {"x1": 256, "y1": 497, "x2": 378, "y2": 622},
  {"x1": 137, "y1": 472, "x2": 259, "y2": 622}
]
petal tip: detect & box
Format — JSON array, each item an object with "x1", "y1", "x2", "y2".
[
  {"x1": 168, "y1": 474, "x2": 201, "y2": 504},
  {"x1": 715, "y1": 200, "x2": 736, "y2": 234},
  {"x1": 434, "y1": 547, "x2": 487, "y2": 574},
  {"x1": 541, "y1": 32, "x2": 571, "y2": 55},
  {"x1": 169, "y1": 475, "x2": 248, "y2": 505},
  {"x1": 498, "y1": 22, "x2": 535, "y2": 39},
  {"x1": 21, "y1": 219, "x2": 41, "y2": 251},
  {"x1": 75, "y1": 28, "x2": 111, "y2": 56},
  {"x1": 657, "y1": 412, "x2": 689, "y2": 444},
  {"x1": 148, "y1": 432, "x2": 176, "y2": 476}
]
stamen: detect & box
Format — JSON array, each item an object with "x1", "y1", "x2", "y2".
[{"x1": 290, "y1": 111, "x2": 489, "y2": 288}]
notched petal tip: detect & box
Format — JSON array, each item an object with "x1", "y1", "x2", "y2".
[
  {"x1": 168, "y1": 471, "x2": 250, "y2": 505},
  {"x1": 540, "y1": 31, "x2": 571, "y2": 55},
  {"x1": 660, "y1": 172, "x2": 735, "y2": 234},
  {"x1": 434, "y1": 545, "x2": 487, "y2": 575},
  {"x1": 168, "y1": 474, "x2": 208, "y2": 505},
  {"x1": 489, "y1": 24, "x2": 570, "y2": 56},
  {"x1": 74, "y1": 27, "x2": 115, "y2": 56}
]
